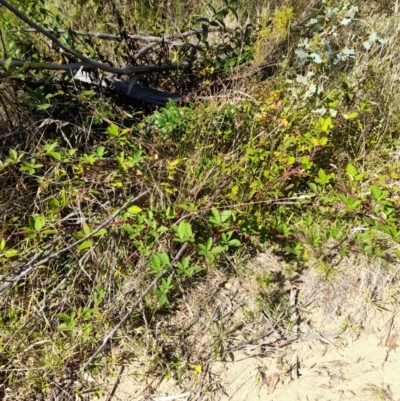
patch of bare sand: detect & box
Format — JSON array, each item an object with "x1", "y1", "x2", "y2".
[{"x1": 98, "y1": 251, "x2": 400, "y2": 401}]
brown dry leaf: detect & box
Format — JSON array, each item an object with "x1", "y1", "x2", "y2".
[
  {"x1": 265, "y1": 373, "x2": 280, "y2": 395},
  {"x1": 385, "y1": 332, "x2": 398, "y2": 350}
]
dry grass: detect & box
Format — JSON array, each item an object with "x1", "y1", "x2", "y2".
[{"x1": 2, "y1": 1, "x2": 400, "y2": 400}]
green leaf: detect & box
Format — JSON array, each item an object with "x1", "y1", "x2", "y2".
[
  {"x1": 96, "y1": 146, "x2": 106, "y2": 157},
  {"x1": 121, "y1": 224, "x2": 135, "y2": 234},
  {"x1": 318, "y1": 169, "x2": 327, "y2": 180},
  {"x1": 92, "y1": 228, "x2": 107, "y2": 237},
  {"x1": 150, "y1": 254, "x2": 161, "y2": 272},
  {"x1": 44, "y1": 142, "x2": 58, "y2": 153},
  {"x1": 82, "y1": 308, "x2": 99, "y2": 320},
  {"x1": 128, "y1": 205, "x2": 142, "y2": 214},
  {"x1": 50, "y1": 151, "x2": 61, "y2": 160},
  {"x1": 346, "y1": 164, "x2": 357, "y2": 177},
  {"x1": 107, "y1": 123, "x2": 119, "y2": 137},
  {"x1": 344, "y1": 112, "x2": 359, "y2": 120},
  {"x1": 37, "y1": 103, "x2": 51, "y2": 110},
  {"x1": 77, "y1": 240, "x2": 91, "y2": 251},
  {"x1": 220, "y1": 210, "x2": 232, "y2": 222},
  {"x1": 318, "y1": 116, "x2": 333, "y2": 133},
  {"x1": 157, "y1": 252, "x2": 170, "y2": 266},
  {"x1": 34, "y1": 215, "x2": 46, "y2": 231},
  {"x1": 308, "y1": 182, "x2": 318, "y2": 193},
  {"x1": 176, "y1": 221, "x2": 193, "y2": 242},
  {"x1": 58, "y1": 323, "x2": 73, "y2": 331},
  {"x1": 0, "y1": 238, "x2": 5, "y2": 251},
  {"x1": 4, "y1": 249, "x2": 18, "y2": 258},
  {"x1": 56, "y1": 313, "x2": 71, "y2": 321},
  {"x1": 3, "y1": 57, "x2": 12, "y2": 71},
  {"x1": 371, "y1": 185, "x2": 383, "y2": 200},
  {"x1": 82, "y1": 223, "x2": 91, "y2": 235},
  {"x1": 9, "y1": 149, "x2": 18, "y2": 161},
  {"x1": 211, "y1": 246, "x2": 225, "y2": 254}
]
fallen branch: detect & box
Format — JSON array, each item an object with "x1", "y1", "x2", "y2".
[
  {"x1": 0, "y1": 190, "x2": 150, "y2": 293},
  {"x1": 0, "y1": 0, "x2": 188, "y2": 75},
  {"x1": 7, "y1": 27, "x2": 226, "y2": 43},
  {"x1": 0, "y1": 60, "x2": 189, "y2": 74}
]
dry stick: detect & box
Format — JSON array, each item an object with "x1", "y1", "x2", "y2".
[
  {"x1": 0, "y1": 60, "x2": 187, "y2": 73},
  {"x1": 0, "y1": 190, "x2": 149, "y2": 293},
  {"x1": 80, "y1": 242, "x2": 189, "y2": 372},
  {"x1": 0, "y1": 0, "x2": 187, "y2": 75},
  {"x1": 8, "y1": 27, "x2": 225, "y2": 43},
  {"x1": 105, "y1": 365, "x2": 124, "y2": 401}
]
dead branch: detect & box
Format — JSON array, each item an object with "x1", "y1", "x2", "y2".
[
  {"x1": 0, "y1": 60, "x2": 189, "y2": 74},
  {"x1": 0, "y1": 0, "x2": 189, "y2": 75},
  {"x1": 7, "y1": 26, "x2": 226, "y2": 44}
]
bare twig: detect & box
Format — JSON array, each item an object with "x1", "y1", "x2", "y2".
[
  {"x1": 80, "y1": 242, "x2": 189, "y2": 372},
  {"x1": 0, "y1": 190, "x2": 150, "y2": 293},
  {"x1": 0, "y1": 0, "x2": 188, "y2": 75},
  {"x1": 105, "y1": 365, "x2": 124, "y2": 401},
  {"x1": 7, "y1": 27, "x2": 225, "y2": 43},
  {"x1": 0, "y1": 60, "x2": 188, "y2": 74}
]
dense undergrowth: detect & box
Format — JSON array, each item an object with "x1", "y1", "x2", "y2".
[{"x1": 1, "y1": 0, "x2": 400, "y2": 398}]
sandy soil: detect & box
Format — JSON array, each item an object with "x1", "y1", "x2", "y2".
[{"x1": 98, "y1": 252, "x2": 400, "y2": 401}]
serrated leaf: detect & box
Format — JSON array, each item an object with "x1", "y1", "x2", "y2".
[
  {"x1": 296, "y1": 74, "x2": 308, "y2": 84},
  {"x1": 310, "y1": 52, "x2": 322, "y2": 64},
  {"x1": 107, "y1": 123, "x2": 119, "y2": 137},
  {"x1": 346, "y1": 164, "x2": 358, "y2": 177},
  {"x1": 363, "y1": 41, "x2": 372, "y2": 50},
  {"x1": 295, "y1": 49, "x2": 308, "y2": 59}
]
